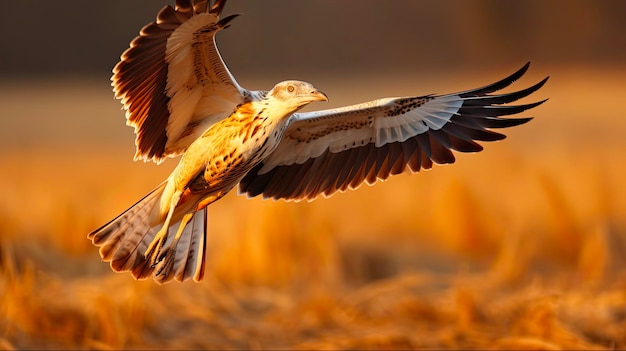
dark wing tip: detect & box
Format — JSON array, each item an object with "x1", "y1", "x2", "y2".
[
  {"x1": 209, "y1": 0, "x2": 228, "y2": 15},
  {"x1": 508, "y1": 76, "x2": 549, "y2": 102},
  {"x1": 176, "y1": 0, "x2": 228, "y2": 16},
  {"x1": 218, "y1": 13, "x2": 242, "y2": 29},
  {"x1": 510, "y1": 61, "x2": 532, "y2": 83},
  {"x1": 175, "y1": 0, "x2": 196, "y2": 14},
  {"x1": 518, "y1": 76, "x2": 549, "y2": 101},
  {"x1": 460, "y1": 62, "x2": 533, "y2": 97}
]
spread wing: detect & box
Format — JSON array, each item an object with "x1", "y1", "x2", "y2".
[
  {"x1": 112, "y1": 0, "x2": 246, "y2": 163},
  {"x1": 239, "y1": 63, "x2": 549, "y2": 202}
]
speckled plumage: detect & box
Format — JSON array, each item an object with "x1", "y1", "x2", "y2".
[{"x1": 89, "y1": 0, "x2": 548, "y2": 284}]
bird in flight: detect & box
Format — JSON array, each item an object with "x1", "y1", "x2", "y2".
[{"x1": 89, "y1": 0, "x2": 548, "y2": 284}]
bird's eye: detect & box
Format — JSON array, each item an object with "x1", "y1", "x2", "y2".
[{"x1": 287, "y1": 85, "x2": 295, "y2": 93}]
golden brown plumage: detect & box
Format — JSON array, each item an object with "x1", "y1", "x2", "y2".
[
  {"x1": 90, "y1": 79, "x2": 327, "y2": 284},
  {"x1": 89, "y1": 0, "x2": 548, "y2": 284}
]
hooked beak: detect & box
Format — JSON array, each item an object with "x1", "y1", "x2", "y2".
[{"x1": 310, "y1": 90, "x2": 329, "y2": 102}]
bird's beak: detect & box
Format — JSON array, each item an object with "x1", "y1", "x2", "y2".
[{"x1": 310, "y1": 90, "x2": 329, "y2": 102}]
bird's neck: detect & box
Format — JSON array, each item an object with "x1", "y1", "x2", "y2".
[
  {"x1": 237, "y1": 98, "x2": 296, "y2": 129},
  {"x1": 230, "y1": 99, "x2": 293, "y2": 160}
]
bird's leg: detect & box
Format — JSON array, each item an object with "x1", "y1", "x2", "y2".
[
  {"x1": 145, "y1": 191, "x2": 183, "y2": 266},
  {"x1": 196, "y1": 194, "x2": 219, "y2": 210},
  {"x1": 155, "y1": 211, "x2": 195, "y2": 279}
]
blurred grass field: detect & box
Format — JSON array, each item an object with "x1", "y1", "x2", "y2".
[{"x1": 1, "y1": 65, "x2": 626, "y2": 349}]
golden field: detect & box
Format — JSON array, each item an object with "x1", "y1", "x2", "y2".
[{"x1": 1, "y1": 65, "x2": 626, "y2": 349}]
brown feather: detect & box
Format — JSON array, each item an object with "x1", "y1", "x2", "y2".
[
  {"x1": 240, "y1": 64, "x2": 548, "y2": 201},
  {"x1": 112, "y1": 0, "x2": 242, "y2": 163}
]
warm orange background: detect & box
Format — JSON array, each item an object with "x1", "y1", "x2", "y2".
[{"x1": 1, "y1": 1, "x2": 625, "y2": 349}]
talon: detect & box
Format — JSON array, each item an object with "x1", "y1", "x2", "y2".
[
  {"x1": 152, "y1": 212, "x2": 196, "y2": 281},
  {"x1": 150, "y1": 250, "x2": 166, "y2": 268},
  {"x1": 155, "y1": 246, "x2": 176, "y2": 278},
  {"x1": 145, "y1": 226, "x2": 169, "y2": 266}
]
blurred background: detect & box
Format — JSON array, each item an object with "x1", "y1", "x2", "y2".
[{"x1": 1, "y1": 0, "x2": 625, "y2": 349}]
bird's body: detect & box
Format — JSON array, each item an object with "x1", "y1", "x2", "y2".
[
  {"x1": 89, "y1": 0, "x2": 548, "y2": 284},
  {"x1": 91, "y1": 79, "x2": 327, "y2": 283},
  {"x1": 159, "y1": 81, "x2": 327, "y2": 220}
]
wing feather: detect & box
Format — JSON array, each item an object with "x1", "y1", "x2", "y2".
[
  {"x1": 112, "y1": 0, "x2": 246, "y2": 164},
  {"x1": 239, "y1": 63, "x2": 548, "y2": 201}
]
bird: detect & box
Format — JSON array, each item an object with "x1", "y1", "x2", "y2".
[{"x1": 88, "y1": 0, "x2": 548, "y2": 284}]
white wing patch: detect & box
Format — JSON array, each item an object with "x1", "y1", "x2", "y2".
[
  {"x1": 166, "y1": 14, "x2": 219, "y2": 92},
  {"x1": 257, "y1": 101, "x2": 381, "y2": 174},
  {"x1": 374, "y1": 94, "x2": 463, "y2": 146},
  {"x1": 165, "y1": 14, "x2": 218, "y2": 143},
  {"x1": 258, "y1": 95, "x2": 463, "y2": 174},
  {"x1": 163, "y1": 12, "x2": 245, "y2": 152},
  {"x1": 259, "y1": 127, "x2": 375, "y2": 175}
]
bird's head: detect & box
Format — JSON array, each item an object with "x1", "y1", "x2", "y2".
[{"x1": 267, "y1": 80, "x2": 328, "y2": 112}]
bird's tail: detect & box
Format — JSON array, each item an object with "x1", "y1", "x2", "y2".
[{"x1": 88, "y1": 182, "x2": 206, "y2": 284}]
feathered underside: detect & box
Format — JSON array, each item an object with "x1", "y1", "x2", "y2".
[
  {"x1": 112, "y1": 0, "x2": 247, "y2": 163},
  {"x1": 239, "y1": 62, "x2": 548, "y2": 202}
]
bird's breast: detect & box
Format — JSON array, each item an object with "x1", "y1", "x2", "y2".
[{"x1": 186, "y1": 106, "x2": 288, "y2": 194}]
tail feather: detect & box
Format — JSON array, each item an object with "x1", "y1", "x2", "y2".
[
  {"x1": 88, "y1": 182, "x2": 207, "y2": 283},
  {"x1": 172, "y1": 208, "x2": 206, "y2": 282},
  {"x1": 191, "y1": 209, "x2": 207, "y2": 282},
  {"x1": 153, "y1": 208, "x2": 207, "y2": 284},
  {"x1": 89, "y1": 182, "x2": 166, "y2": 261}
]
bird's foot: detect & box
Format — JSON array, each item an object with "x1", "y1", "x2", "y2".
[
  {"x1": 154, "y1": 241, "x2": 178, "y2": 281},
  {"x1": 152, "y1": 212, "x2": 194, "y2": 282},
  {"x1": 145, "y1": 226, "x2": 169, "y2": 267}
]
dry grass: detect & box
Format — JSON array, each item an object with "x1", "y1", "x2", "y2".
[{"x1": 1, "y1": 66, "x2": 626, "y2": 349}]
